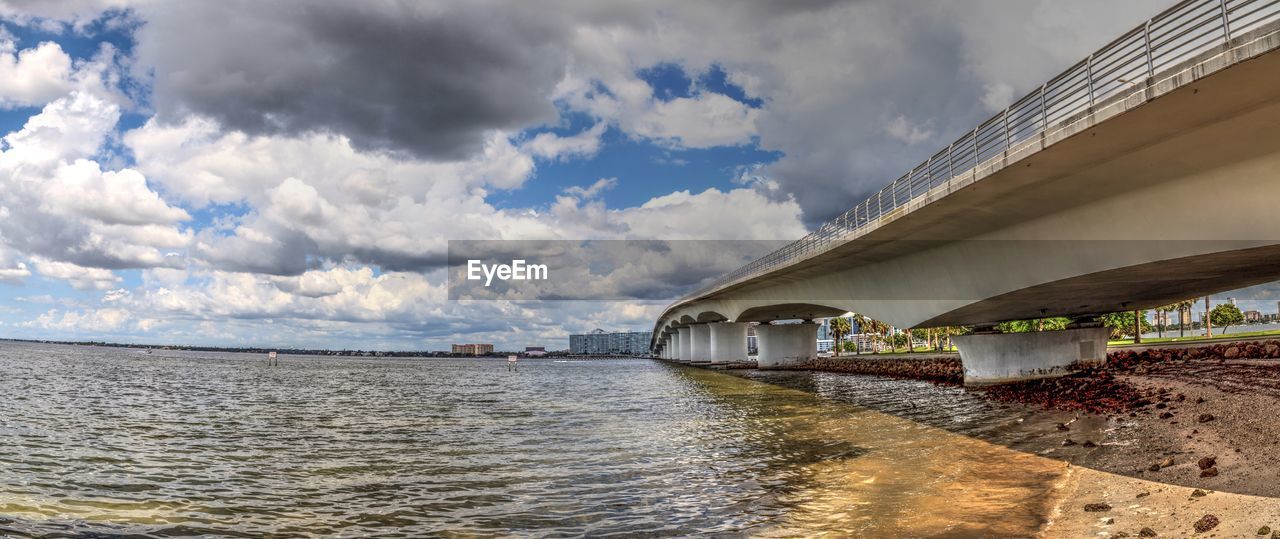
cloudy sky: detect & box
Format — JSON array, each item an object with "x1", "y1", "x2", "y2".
[{"x1": 1, "y1": 0, "x2": 1269, "y2": 351}]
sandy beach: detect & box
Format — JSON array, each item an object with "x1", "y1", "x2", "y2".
[{"x1": 721, "y1": 340, "x2": 1280, "y2": 536}]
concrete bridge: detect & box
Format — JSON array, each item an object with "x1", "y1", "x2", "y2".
[{"x1": 651, "y1": 0, "x2": 1280, "y2": 385}]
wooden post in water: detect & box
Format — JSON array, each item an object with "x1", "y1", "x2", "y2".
[{"x1": 268, "y1": 350, "x2": 278, "y2": 366}]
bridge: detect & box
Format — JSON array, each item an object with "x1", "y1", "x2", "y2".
[{"x1": 650, "y1": 0, "x2": 1280, "y2": 385}]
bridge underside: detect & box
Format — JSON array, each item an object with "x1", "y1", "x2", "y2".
[
  {"x1": 920, "y1": 243, "x2": 1280, "y2": 328},
  {"x1": 652, "y1": 22, "x2": 1280, "y2": 384},
  {"x1": 656, "y1": 36, "x2": 1280, "y2": 336}
]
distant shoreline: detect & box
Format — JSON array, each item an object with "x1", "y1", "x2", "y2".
[{"x1": 0, "y1": 337, "x2": 598, "y2": 359}]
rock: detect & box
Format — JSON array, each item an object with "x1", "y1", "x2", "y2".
[
  {"x1": 1104, "y1": 517, "x2": 1115, "y2": 524},
  {"x1": 1083, "y1": 440, "x2": 1097, "y2": 448},
  {"x1": 1160, "y1": 457, "x2": 1175, "y2": 468},
  {"x1": 1198, "y1": 413, "x2": 1216, "y2": 423},
  {"x1": 1194, "y1": 514, "x2": 1219, "y2": 533},
  {"x1": 1136, "y1": 491, "x2": 1151, "y2": 499},
  {"x1": 1084, "y1": 502, "x2": 1111, "y2": 512},
  {"x1": 1192, "y1": 489, "x2": 1208, "y2": 497},
  {"x1": 1056, "y1": 423, "x2": 1070, "y2": 431},
  {"x1": 1062, "y1": 438, "x2": 1076, "y2": 446},
  {"x1": 1198, "y1": 457, "x2": 1216, "y2": 470},
  {"x1": 1139, "y1": 528, "x2": 1158, "y2": 537},
  {"x1": 1159, "y1": 412, "x2": 1175, "y2": 419},
  {"x1": 1200, "y1": 467, "x2": 1219, "y2": 478},
  {"x1": 1196, "y1": 396, "x2": 1207, "y2": 404},
  {"x1": 1259, "y1": 526, "x2": 1272, "y2": 535},
  {"x1": 1156, "y1": 402, "x2": 1167, "y2": 409},
  {"x1": 1149, "y1": 463, "x2": 1162, "y2": 472}
]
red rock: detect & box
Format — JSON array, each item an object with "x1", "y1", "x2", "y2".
[{"x1": 1193, "y1": 514, "x2": 1219, "y2": 533}]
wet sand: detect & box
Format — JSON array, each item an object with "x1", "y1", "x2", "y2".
[
  {"x1": 1043, "y1": 358, "x2": 1280, "y2": 536},
  {"x1": 717, "y1": 344, "x2": 1280, "y2": 536}
]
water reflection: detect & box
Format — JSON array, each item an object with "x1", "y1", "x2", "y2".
[{"x1": 0, "y1": 342, "x2": 1064, "y2": 537}]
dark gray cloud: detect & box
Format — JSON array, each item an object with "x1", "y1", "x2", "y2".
[
  {"x1": 131, "y1": 1, "x2": 573, "y2": 160},
  {"x1": 739, "y1": 0, "x2": 1175, "y2": 225}
]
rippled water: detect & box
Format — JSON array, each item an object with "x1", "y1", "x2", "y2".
[{"x1": 0, "y1": 341, "x2": 1068, "y2": 537}]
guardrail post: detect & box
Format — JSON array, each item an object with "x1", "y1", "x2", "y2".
[
  {"x1": 972, "y1": 127, "x2": 980, "y2": 172},
  {"x1": 1039, "y1": 83, "x2": 1049, "y2": 137},
  {"x1": 946, "y1": 143, "x2": 954, "y2": 181},
  {"x1": 1143, "y1": 20, "x2": 1155, "y2": 77},
  {"x1": 1086, "y1": 53, "x2": 1096, "y2": 106},
  {"x1": 1220, "y1": 0, "x2": 1232, "y2": 42},
  {"x1": 1002, "y1": 108, "x2": 1011, "y2": 154}
]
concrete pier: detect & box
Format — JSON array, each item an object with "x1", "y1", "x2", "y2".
[
  {"x1": 953, "y1": 327, "x2": 1108, "y2": 386},
  {"x1": 756, "y1": 322, "x2": 818, "y2": 369},
  {"x1": 708, "y1": 322, "x2": 748, "y2": 363},
  {"x1": 690, "y1": 324, "x2": 712, "y2": 363},
  {"x1": 677, "y1": 327, "x2": 692, "y2": 362}
]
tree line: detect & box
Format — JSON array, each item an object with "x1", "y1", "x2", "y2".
[{"x1": 821, "y1": 296, "x2": 1249, "y2": 355}]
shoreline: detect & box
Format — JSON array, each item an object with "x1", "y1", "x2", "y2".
[{"x1": 690, "y1": 338, "x2": 1280, "y2": 536}]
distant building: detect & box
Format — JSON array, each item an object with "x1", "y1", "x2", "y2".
[
  {"x1": 525, "y1": 346, "x2": 546, "y2": 357},
  {"x1": 1153, "y1": 311, "x2": 1170, "y2": 326},
  {"x1": 747, "y1": 324, "x2": 758, "y2": 355},
  {"x1": 817, "y1": 315, "x2": 859, "y2": 352},
  {"x1": 1181, "y1": 309, "x2": 1193, "y2": 326},
  {"x1": 569, "y1": 329, "x2": 652, "y2": 355},
  {"x1": 1245, "y1": 310, "x2": 1262, "y2": 322},
  {"x1": 817, "y1": 339, "x2": 834, "y2": 353},
  {"x1": 452, "y1": 343, "x2": 494, "y2": 355}
]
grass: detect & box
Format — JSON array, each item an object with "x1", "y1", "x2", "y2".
[{"x1": 1108, "y1": 327, "x2": 1280, "y2": 346}]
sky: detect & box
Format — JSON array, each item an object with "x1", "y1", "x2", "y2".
[{"x1": 0, "y1": 0, "x2": 1274, "y2": 351}]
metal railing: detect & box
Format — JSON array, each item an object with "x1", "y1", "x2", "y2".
[{"x1": 671, "y1": 0, "x2": 1280, "y2": 308}]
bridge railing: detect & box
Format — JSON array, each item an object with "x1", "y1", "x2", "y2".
[{"x1": 670, "y1": 0, "x2": 1280, "y2": 308}]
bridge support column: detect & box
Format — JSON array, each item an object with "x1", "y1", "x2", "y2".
[
  {"x1": 690, "y1": 324, "x2": 712, "y2": 363},
  {"x1": 953, "y1": 327, "x2": 1108, "y2": 386},
  {"x1": 756, "y1": 322, "x2": 818, "y2": 369},
  {"x1": 663, "y1": 336, "x2": 673, "y2": 360},
  {"x1": 677, "y1": 327, "x2": 692, "y2": 362},
  {"x1": 708, "y1": 322, "x2": 748, "y2": 364}
]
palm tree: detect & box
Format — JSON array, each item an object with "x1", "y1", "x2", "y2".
[
  {"x1": 829, "y1": 316, "x2": 851, "y2": 357},
  {"x1": 1155, "y1": 302, "x2": 1191, "y2": 338},
  {"x1": 854, "y1": 314, "x2": 889, "y2": 353},
  {"x1": 1154, "y1": 304, "x2": 1173, "y2": 338},
  {"x1": 1174, "y1": 299, "x2": 1196, "y2": 338}
]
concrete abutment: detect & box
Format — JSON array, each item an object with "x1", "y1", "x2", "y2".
[
  {"x1": 756, "y1": 322, "x2": 818, "y2": 369},
  {"x1": 690, "y1": 324, "x2": 712, "y2": 363},
  {"x1": 676, "y1": 328, "x2": 691, "y2": 362},
  {"x1": 953, "y1": 327, "x2": 1108, "y2": 386},
  {"x1": 708, "y1": 322, "x2": 748, "y2": 363}
]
